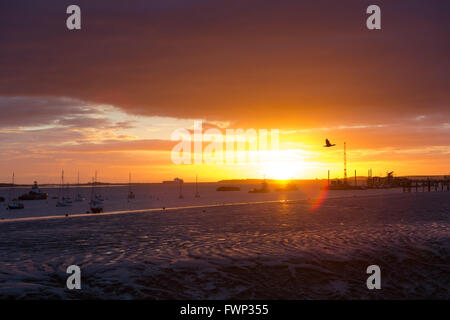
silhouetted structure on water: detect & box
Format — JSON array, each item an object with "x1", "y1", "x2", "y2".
[{"x1": 402, "y1": 177, "x2": 450, "y2": 193}]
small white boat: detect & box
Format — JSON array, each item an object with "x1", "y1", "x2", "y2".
[{"x1": 56, "y1": 197, "x2": 72, "y2": 207}]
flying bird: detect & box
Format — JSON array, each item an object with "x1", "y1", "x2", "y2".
[{"x1": 324, "y1": 139, "x2": 336, "y2": 147}]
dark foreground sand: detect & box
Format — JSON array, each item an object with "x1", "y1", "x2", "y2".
[{"x1": 0, "y1": 192, "x2": 448, "y2": 299}]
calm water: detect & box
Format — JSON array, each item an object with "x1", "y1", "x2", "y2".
[{"x1": 0, "y1": 183, "x2": 403, "y2": 220}]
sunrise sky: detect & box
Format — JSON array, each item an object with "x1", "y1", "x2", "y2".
[{"x1": 0, "y1": 0, "x2": 449, "y2": 183}]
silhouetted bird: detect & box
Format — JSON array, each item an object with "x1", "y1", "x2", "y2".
[{"x1": 324, "y1": 139, "x2": 336, "y2": 147}]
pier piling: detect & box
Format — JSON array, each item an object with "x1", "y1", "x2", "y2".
[{"x1": 404, "y1": 178, "x2": 450, "y2": 193}]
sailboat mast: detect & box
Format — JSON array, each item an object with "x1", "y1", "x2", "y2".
[
  {"x1": 195, "y1": 174, "x2": 200, "y2": 197},
  {"x1": 9, "y1": 172, "x2": 15, "y2": 201},
  {"x1": 75, "y1": 170, "x2": 80, "y2": 200},
  {"x1": 90, "y1": 176, "x2": 95, "y2": 202},
  {"x1": 343, "y1": 142, "x2": 347, "y2": 184},
  {"x1": 178, "y1": 179, "x2": 183, "y2": 199},
  {"x1": 93, "y1": 170, "x2": 97, "y2": 198}
]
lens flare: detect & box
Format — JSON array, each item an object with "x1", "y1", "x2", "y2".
[{"x1": 309, "y1": 186, "x2": 329, "y2": 211}]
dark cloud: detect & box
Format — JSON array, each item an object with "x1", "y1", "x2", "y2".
[
  {"x1": 0, "y1": 97, "x2": 95, "y2": 128},
  {"x1": 0, "y1": 0, "x2": 448, "y2": 128},
  {"x1": 0, "y1": 127, "x2": 87, "y2": 145},
  {"x1": 0, "y1": 96, "x2": 137, "y2": 130}
]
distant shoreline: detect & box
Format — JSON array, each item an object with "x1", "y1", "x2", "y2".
[{"x1": 0, "y1": 175, "x2": 448, "y2": 187}]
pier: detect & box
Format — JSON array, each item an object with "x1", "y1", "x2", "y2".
[{"x1": 402, "y1": 178, "x2": 450, "y2": 193}]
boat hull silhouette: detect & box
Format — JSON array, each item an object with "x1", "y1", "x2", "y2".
[
  {"x1": 18, "y1": 192, "x2": 48, "y2": 200},
  {"x1": 18, "y1": 182, "x2": 48, "y2": 200},
  {"x1": 8, "y1": 202, "x2": 24, "y2": 210},
  {"x1": 90, "y1": 200, "x2": 103, "y2": 213},
  {"x1": 249, "y1": 181, "x2": 270, "y2": 193},
  {"x1": 248, "y1": 189, "x2": 270, "y2": 193}
]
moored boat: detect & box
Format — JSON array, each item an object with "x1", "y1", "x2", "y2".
[
  {"x1": 127, "y1": 172, "x2": 135, "y2": 200},
  {"x1": 74, "y1": 171, "x2": 84, "y2": 202},
  {"x1": 89, "y1": 174, "x2": 104, "y2": 213},
  {"x1": 162, "y1": 177, "x2": 184, "y2": 184},
  {"x1": 7, "y1": 173, "x2": 24, "y2": 210},
  {"x1": 18, "y1": 181, "x2": 48, "y2": 200},
  {"x1": 56, "y1": 198, "x2": 72, "y2": 207},
  {"x1": 249, "y1": 180, "x2": 270, "y2": 193},
  {"x1": 56, "y1": 170, "x2": 72, "y2": 207},
  {"x1": 90, "y1": 199, "x2": 103, "y2": 213},
  {"x1": 8, "y1": 202, "x2": 24, "y2": 210}
]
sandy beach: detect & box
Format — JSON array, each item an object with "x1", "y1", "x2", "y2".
[{"x1": 0, "y1": 190, "x2": 448, "y2": 299}]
